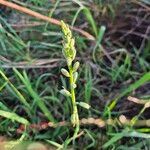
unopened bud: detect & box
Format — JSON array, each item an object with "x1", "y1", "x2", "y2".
[
  {"x1": 73, "y1": 72, "x2": 78, "y2": 83},
  {"x1": 67, "y1": 58, "x2": 72, "y2": 66},
  {"x1": 72, "y1": 83, "x2": 77, "y2": 89},
  {"x1": 73, "y1": 61, "x2": 80, "y2": 72},
  {"x1": 77, "y1": 102, "x2": 91, "y2": 109},
  {"x1": 60, "y1": 89, "x2": 71, "y2": 97},
  {"x1": 61, "y1": 68, "x2": 70, "y2": 77}
]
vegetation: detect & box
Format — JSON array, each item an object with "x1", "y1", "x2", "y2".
[{"x1": 0, "y1": 0, "x2": 150, "y2": 149}]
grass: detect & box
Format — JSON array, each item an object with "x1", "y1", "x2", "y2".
[{"x1": 0, "y1": 0, "x2": 150, "y2": 149}]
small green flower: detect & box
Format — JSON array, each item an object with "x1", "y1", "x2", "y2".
[{"x1": 61, "y1": 21, "x2": 76, "y2": 66}]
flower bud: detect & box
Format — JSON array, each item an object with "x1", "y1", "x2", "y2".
[
  {"x1": 61, "y1": 68, "x2": 70, "y2": 77},
  {"x1": 73, "y1": 61, "x2": 80, "y2": 72},
  {"x1": 60, "y1": 89, "x2": 71, "y2": 97},
  {"x1": 72, "y1": 83, "x2": 77, "y2": 89},
  {"x1": 67, "y1": 58, "x2": 72, "y2": 66},
  {"x1": 73, "y1": 72, "x2": 78, "y2": 83},
  {"x1": 77, "y1": 102, "x2": 91, "y2": 109}
]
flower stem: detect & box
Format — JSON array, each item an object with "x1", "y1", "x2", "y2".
[{"x1": 69, "y1": 65, "x2": 79, "y2": 127}]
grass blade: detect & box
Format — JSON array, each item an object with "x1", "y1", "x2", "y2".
[
  {"x1": 83, "y1": 7, "x2": 98, "y2": 37},
  {"x1": 0, "y1": 110, "x2": 29, "y2": 125},
  {"x1": 108, "y1": 72, "x2": 150, "y2": 112},
  {"x1": 13, "y1": 68, "x2": 54, "y2": 121},
  {"x1": 103, "y1": 129, "x2": 128, "y2": 149},
  {"x1": 0, "y1": 69, "x2": 31, "y2": 110}
]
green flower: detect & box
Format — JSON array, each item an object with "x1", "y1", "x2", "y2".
[{"x1": 61, "y1": 21, "x2": 76, "y2": 66}]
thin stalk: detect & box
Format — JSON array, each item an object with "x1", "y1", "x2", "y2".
[
  {"x1": 62, "y1": 65, "x2": 80, "y2": 148},
  {"x1": 69, "y1": 65, "x2": 79, "y2": 127}
]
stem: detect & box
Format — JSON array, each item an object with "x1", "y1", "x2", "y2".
[
  {"x1": 69, "y1": 65, "x2": 79, "y2": 127},
  {"x1": 66, "y1": 64, "x2": 80, "y2": 146}
]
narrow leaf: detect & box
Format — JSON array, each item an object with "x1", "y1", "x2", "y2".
[{"x1": 0, "y1": 110, "x2": 29, "y2": 125}]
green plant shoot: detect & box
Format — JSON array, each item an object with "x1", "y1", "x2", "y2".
[{"x1": 60, "y1": 21, "x2": 79, "y2": 127}]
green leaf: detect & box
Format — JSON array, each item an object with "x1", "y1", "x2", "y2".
[
  {"x1": 108, "y1": 72, "x2": 150, "y2": 112},
  {"x1": 13, "y1": 68, "x2": 54, "y2": 122},
  {"x1": 0, "y1": 70, "x2": 31, "y2": 111},
  {"x1": 83, "y1": 7, "x2": 98, "y2": 37},
  {"x1": 103, "y1": 129, "x2": 128, "y2": 148},
  {"x1": 125, "y1": 131, "x2": 150, "y2": 139},
  {"x1": 0, "y1": 110, "x2": 29, "y2": 125}
]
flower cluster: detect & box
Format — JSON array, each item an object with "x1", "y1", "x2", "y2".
[
  {"x1": 61, "y1": 21, "x2": 76, "y2": 66},
  {"x1": 60, "y1": 21, "x2": 80, "y2": 126}
]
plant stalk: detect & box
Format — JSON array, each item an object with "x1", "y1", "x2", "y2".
[{"x1": 69, "y1": 65, "x2": 79, "y2": 127}]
